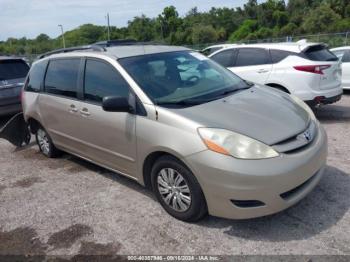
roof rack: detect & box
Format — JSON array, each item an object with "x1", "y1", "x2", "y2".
[
  {"x1": 93, "y1": 39, "x2": 167, "y2": 47},
  {"x1": 38, "y1": 45, "x2": 106, "y2": 59},
  {"x1": 94, "y1": 39, "x2": 138, "y2": 47}
]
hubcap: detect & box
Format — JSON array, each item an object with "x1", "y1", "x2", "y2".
[
  {"x1": 157, "y1": 168, "x2": 191, "y2": 212},
  {"x1": 37, "y1": 129, "x2": 50, "y2": 155}
]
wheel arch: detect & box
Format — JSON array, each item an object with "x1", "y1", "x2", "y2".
[
  {"x1": 142, "y1": 150, "x2": 193, "y2": 190},
  {"x1": 27, "y1": 117, "x2": 42, "y2": 134},
  {"x1": 265, "y1": 83, "x2": 290, "y2": 94}
]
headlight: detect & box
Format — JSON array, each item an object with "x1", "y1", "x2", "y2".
[
  {"x1": 290, "y1": 95, "x2": 317, "y2": 122},
  {"x1": 198, "y1": 128, "x2": 279, "y2": 159}
]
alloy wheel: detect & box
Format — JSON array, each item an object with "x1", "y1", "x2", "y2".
[{"x1": 37, "y1": 129, "x2": 50, "y2": 155}]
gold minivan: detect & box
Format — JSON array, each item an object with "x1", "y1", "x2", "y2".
[{"x1": 22, "y1": 44, "x2": 327, "y2": 221}]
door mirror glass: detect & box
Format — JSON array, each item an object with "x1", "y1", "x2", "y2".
[{"x1": 102, "y1": 96, "x2": 131, "y2": 112}]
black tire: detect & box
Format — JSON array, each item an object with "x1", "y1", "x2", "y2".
[
  {"x1": 151, "y1": 155, "x2": 207, "y2": 222},
  {"x1": 35, "y1": 126, "x2": 61, "y2": 158}
]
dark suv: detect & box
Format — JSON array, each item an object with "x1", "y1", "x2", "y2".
[{"x1": 0, "y1": 57, "x2": 30, "y2": 116}]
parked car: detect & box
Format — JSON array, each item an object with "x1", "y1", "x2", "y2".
[
  {"x1": 209, "y1": 42, "x2": 343, "y2": 106},
  {"x1": 200, "y1": 44, "x2": 237, "y2": 56},
  {"x1": 330, "y1": 46, "x2": 350, "y2": 90},
  {"x1": 0, "y1": 57, "x2": 30, "y2": 116},
  {"x1": 22, "y1": 44, "x2": 327, "y2": 221}
]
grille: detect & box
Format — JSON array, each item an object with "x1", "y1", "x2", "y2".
[{"x1": 273, "y1": 121, "x2": 317, "y2": 153}]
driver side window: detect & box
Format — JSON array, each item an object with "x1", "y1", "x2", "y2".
[{"x1": 84, "y1": 59, "x2": 130, "y2": 104}]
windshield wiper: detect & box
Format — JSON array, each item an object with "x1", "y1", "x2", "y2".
[{"x1": 156, "y1": 99, "x2": 202, "y2": 106}]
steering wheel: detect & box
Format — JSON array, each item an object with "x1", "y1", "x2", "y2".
[{"x1": 184, "y1": 75, "x2": 200, "y2": 86}]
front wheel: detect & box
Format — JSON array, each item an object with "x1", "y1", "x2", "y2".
[
  {"x1": 151, "y1": 156, "x2": 207, "y2": 222},
  {"x1": 35, "y1": 127, "x2": 61, "y2": 158}
]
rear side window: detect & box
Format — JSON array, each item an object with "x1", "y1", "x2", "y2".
[
  {"x1": 44, "y1": 59, "x2": 80, "y2": 98},
  {"x1": 270, "y1": 50, "x2": 298, "y2": 63},
  {"x1": 343, "y1": 51, "x2": 350, "y2": 62},
  {"x1": 235, "y1": 48, "x2": 270, "y2": 66},
  {"x1": 333, "y1": 50, "x2": 350, "y2": 62},
  {"x1": 84, "y1": 59, "x2": 130, "y2": 104},
  {"x1": 304, "y1": 45, "x2": 338, "y2": 61},
  {"x1": 25, "y1": 60, "x2": 48, "y2": 92},
  {"x1": 332, "y1": 50, "x2": 346, "y2": 61},
  {"x1": 211, "y1": 49, "x2": 236, "y2": 67},
  {"x1": 0, "y1": 59, "x2": 29, "y2": 80}
]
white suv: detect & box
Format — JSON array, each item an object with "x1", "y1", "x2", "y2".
[
  {"x1": 330, "y1": 46, "x2": 350, "y2": 90},
  {"x1": 209, "y1": 42, "x2": 343, "y2": 106}
]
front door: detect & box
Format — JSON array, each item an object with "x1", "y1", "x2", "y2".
[{"x1": 75, "y1": 58, "x2": 137, "y2": 176}]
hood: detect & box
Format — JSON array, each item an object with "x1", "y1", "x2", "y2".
[{"x1": 169, "y1": 86, "x2": 310, "y2": 145}]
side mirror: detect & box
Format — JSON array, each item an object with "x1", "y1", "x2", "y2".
[{"x1": 102, "y1": 96, "x2": 132, "y2": 113}]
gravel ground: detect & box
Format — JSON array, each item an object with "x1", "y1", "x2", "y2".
[{"x1": 0, "y1": 93, "x2": 349, "y2": 257}]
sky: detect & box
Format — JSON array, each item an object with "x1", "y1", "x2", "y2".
[{"x1": 0, "y1": 0, "x2": 254, "y2": 41}]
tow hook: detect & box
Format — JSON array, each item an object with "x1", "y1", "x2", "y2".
[{"x1": 0, "y1": 113, "x2": 31, "y2": 147}]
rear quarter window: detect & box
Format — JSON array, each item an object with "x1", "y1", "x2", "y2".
[
  {"x1": 25, "y1": 60, "x2": 48, "y2": 92},
  {"x1": 0, "y1": 59, "x2": 29, "y2": 80},
  {"x1": 304, "y1": 45, "x2": 338, "y2": 61}
]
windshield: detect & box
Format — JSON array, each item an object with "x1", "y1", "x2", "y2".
[
  {"x1": 0, "y1": 59, "x2": 29, "y2": 80},
  {"x1": 118, "y1": 51, "x2": 249, "y2": 106}
]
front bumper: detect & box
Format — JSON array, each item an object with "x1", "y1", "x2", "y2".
[{"x1": 185, "y1": 125, "x2": 328, "y2": 219}]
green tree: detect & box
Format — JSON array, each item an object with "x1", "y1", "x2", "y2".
[
  {"x1": 157, "y1": 6, "x2": 181, "y2": 40},
  {"x1": 302, "y1": 3, "x2": 341, "y2": 33},
  {"x1": 229, "y1": 19, "x2": 258, "y2": 42},
  {"x1": 192, "y1": 25, "x2": 218, "y2": 44},
  {"x1": 128, "y1": 15, "x2": 156, "y2": 41}
]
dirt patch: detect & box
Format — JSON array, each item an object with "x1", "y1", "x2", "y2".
[
  {"x1": 66, "y1": 165, "x2": 86, "y2": 174},
  {"x1": 12, "y1": 177, "x2": 44, "y2": 188},
  {"x1": 78, "y1": 241, "x2": 122, "y2": 255},
  {"x1": 16, "y1": 148, "x2": 46, "y2": 160},
  {"x1": 47, "y1": 224, "x2": 93, "y2": 249},
  {"x1": 72, "y1": 241, "x2": 125, "y2": 262},
  {"x1": 0, "y1": 227, "x2": 46, "y2": 255}
]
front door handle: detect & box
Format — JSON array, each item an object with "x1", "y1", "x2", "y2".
[
  {"x1": 257, "y1": 69, "x2": 269, "y2": 73},
  {"x1": 80, "y1": 108, "x2": 90, "y2": 116},
  {"x1": 69, "y1": 104, "x2": 78, "y2": 113}
]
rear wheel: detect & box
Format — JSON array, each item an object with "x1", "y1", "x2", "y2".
[
  {"x1": 35, "y1": 127, "x2": 61, "y2": 158},
  {"x1": 151, "y1": 156, "x2": 207, "y2": 222}
]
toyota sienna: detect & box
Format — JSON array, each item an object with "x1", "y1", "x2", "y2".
[{"x1": 21, "y1": 44, "x2": 327, "y2": 221}]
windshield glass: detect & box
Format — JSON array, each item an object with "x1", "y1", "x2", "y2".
[{"x1": 118, "y1": 51, "x2": 248, "y2": 106}]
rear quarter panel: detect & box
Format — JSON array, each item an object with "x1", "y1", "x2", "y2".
[{"x1": 22, "y1": 92, "x2": 42, "y2": 124}]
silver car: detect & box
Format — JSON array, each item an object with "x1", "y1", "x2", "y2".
[{"x1": 22, "y1": 44, "x2": 327, "y2": 221}]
